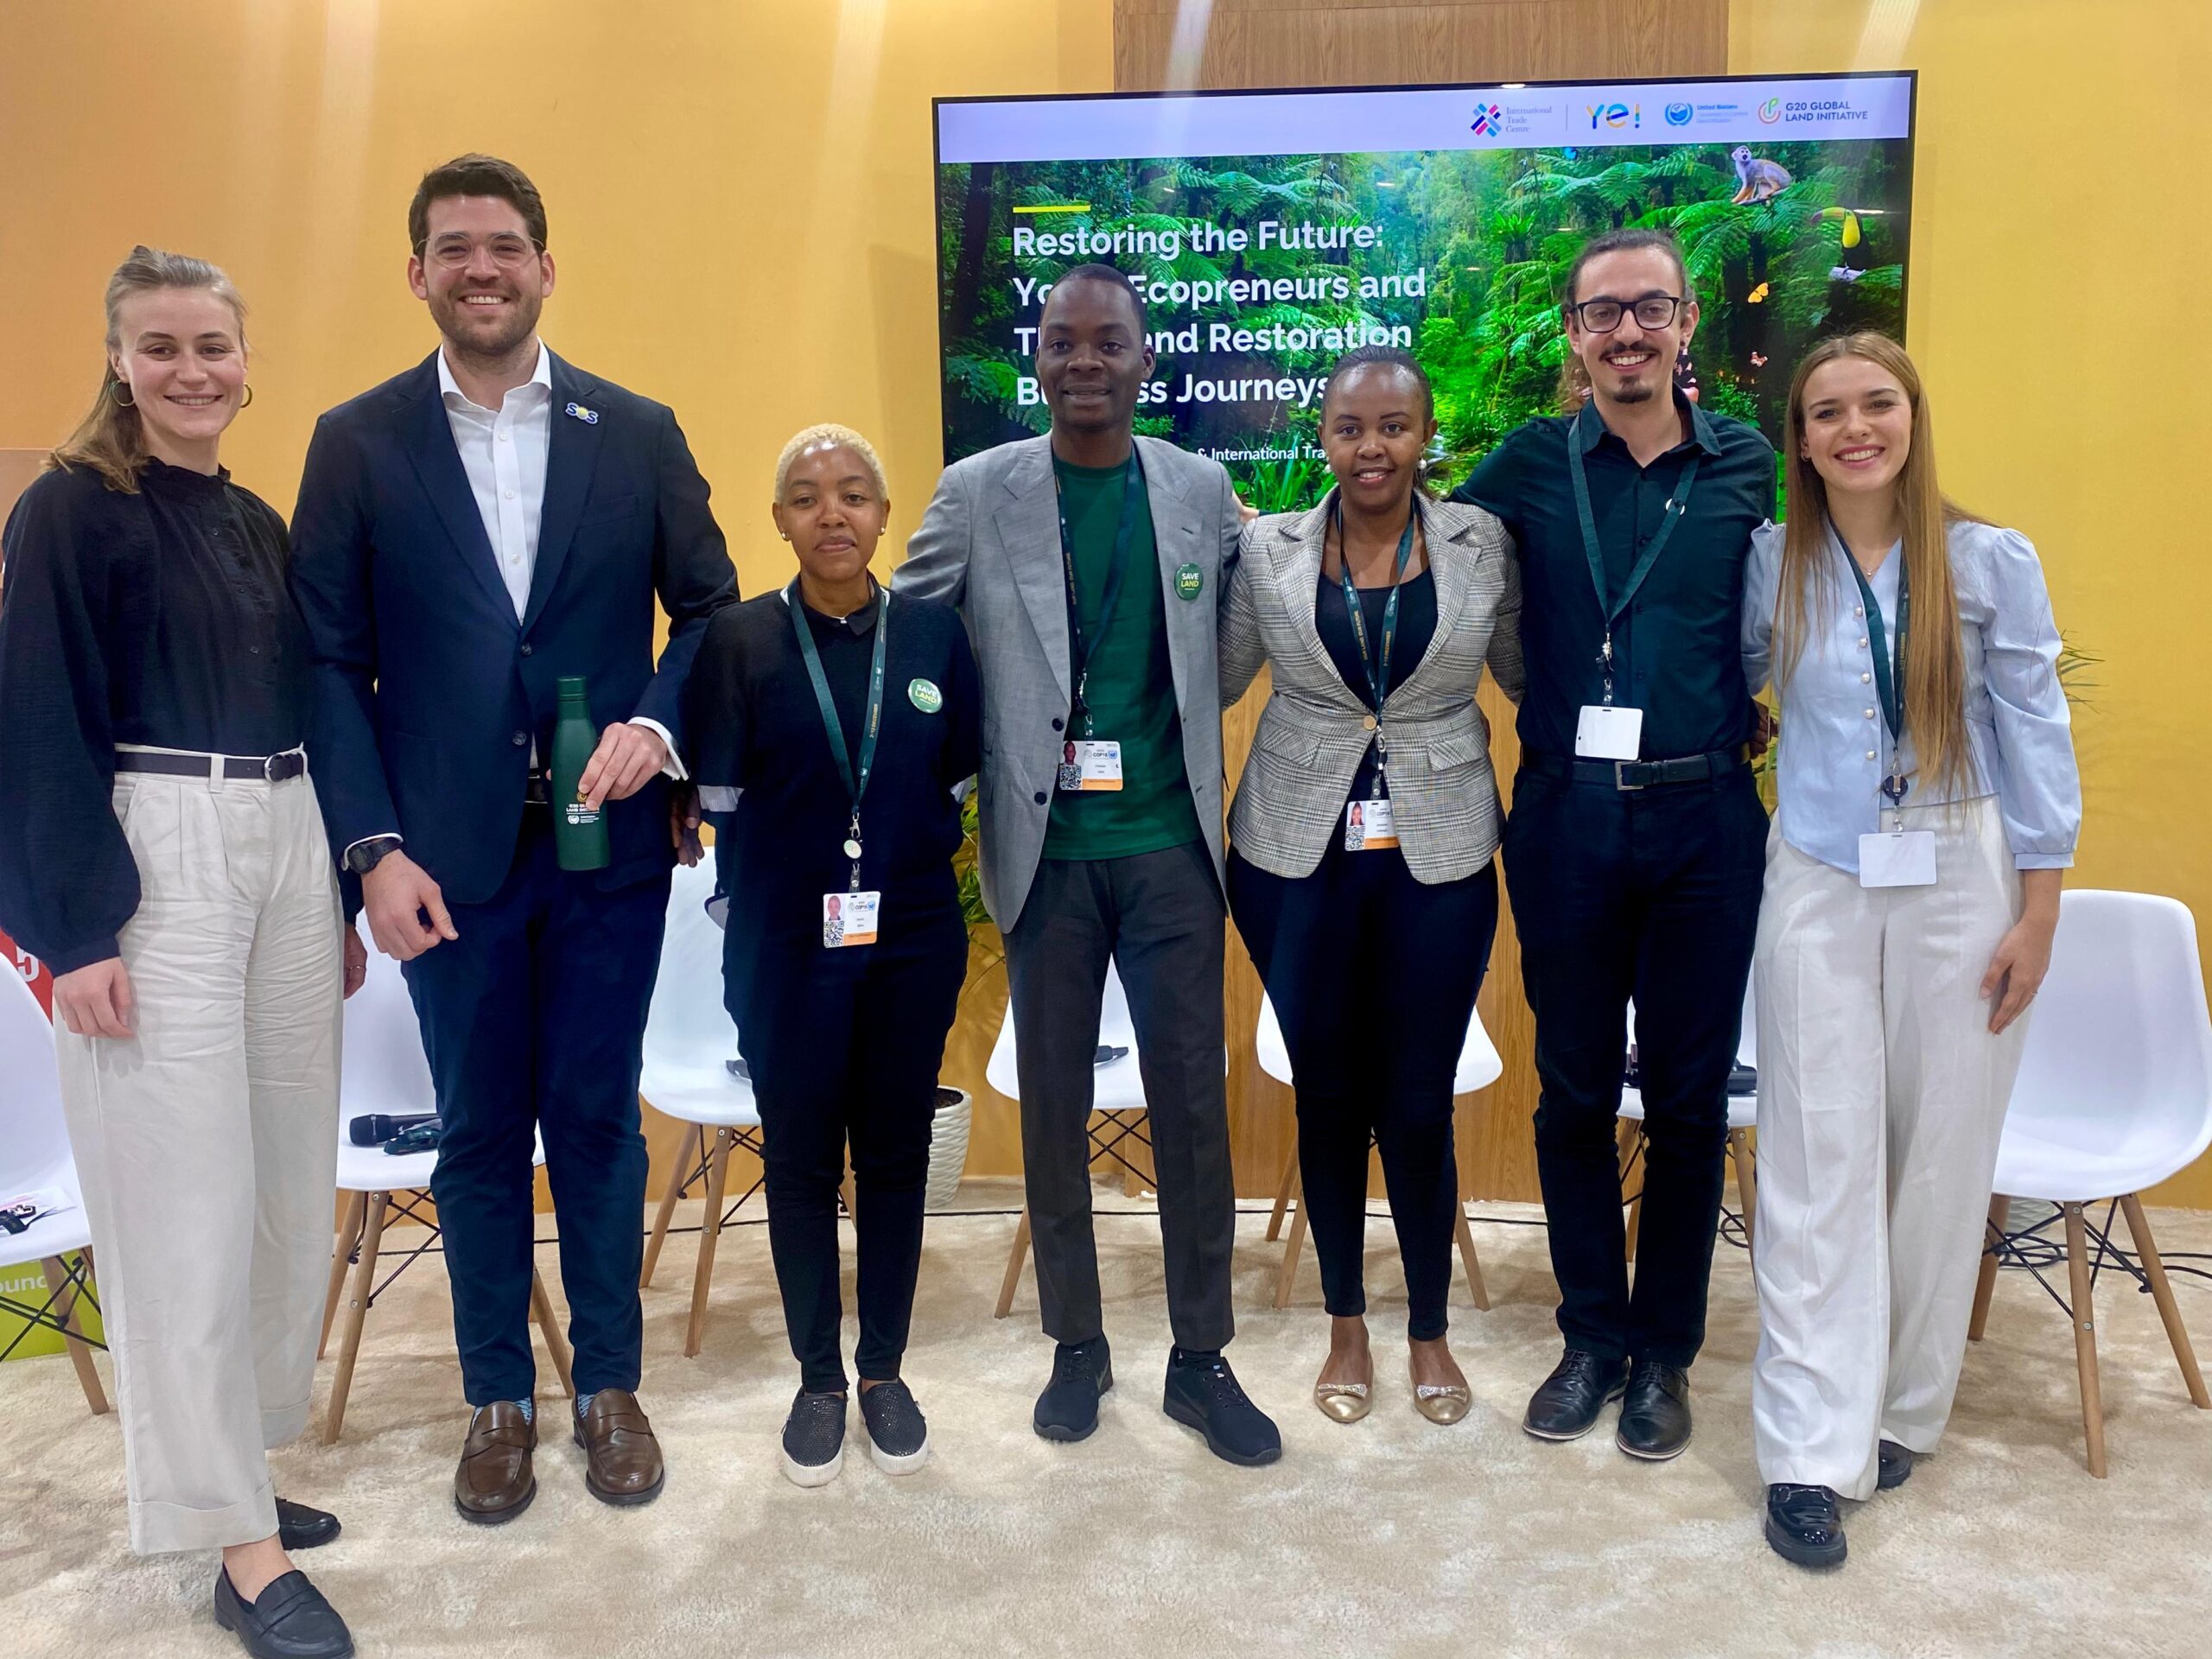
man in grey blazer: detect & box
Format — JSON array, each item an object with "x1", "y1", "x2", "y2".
[{"x1": 897, "y1": 265, "x2": 1279, "y2": 1465}]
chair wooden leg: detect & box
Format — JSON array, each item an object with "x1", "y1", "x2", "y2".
[
  {"x1": 2120, "y1": 1193, "x2": 2211, "y2": 1408},
  {"x1": 39, "y1": 1255, "x2": 108, "y2": 1415},
  {"x1": 683, "y1": 1128, "x2": 734, "y2": 1358},
  {"x1": 1266, "y1": 1144, "x2": 1299, "y2": 1243},
  {"x1": 531, "y1": 1269, "x2": 576, "y2": 1399},
  {"x1": 995, "y1": 1207, "x2": 1033, "y2": 1320},
  {"x1": 1968, "y1": 1194, "x2": 2009, "y2": 1342},
  {"x1": 320, "y1": 1192, "x2": 367, "y2": 1359},
  {"x1": 1728, "y1": 1128, "x2": 1758, "y2": 1266},
  {"x1": 641, "y1": 1127, "x2": 698, "y2": 1290},
  {"x1": 323, "y1": 1193, "x2": 387, "y2": 1445},
  {"x1": 840, "y1": 1170, "x2": 859, "y2": 1222},
  {"x1": 1452, "y1": 1204, "x2": 1491, "y2": 1313},
  {"x1": 1274, "y1": 1173, "x2": 1309, "y2": 1310},
  {"x1": 2062, "y1": 1202, "x2": 2107, "y2": 1478},
  {"x1": 1617, "y1": 1120, "x2": 1644, "y2": 1262}
]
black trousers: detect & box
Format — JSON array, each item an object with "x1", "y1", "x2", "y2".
[
  {"x1": 738, "y1": 912, "x2": 967, "y2": 1394},
  {"x1": 1501, "y1": 761, "x2": 1765, "y2": 1370},
  {"x1": 404, "y1": 809, "x2": 667, "y2": 1404},
  {"x1": 1002, "y1": 840, "x2": 1236, "y2": 1351},
  {"x1": 1229, "y1": 842, "x2": 1498, "y2": 1341}
]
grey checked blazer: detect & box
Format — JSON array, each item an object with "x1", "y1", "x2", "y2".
[
  {"x1": 1222, "y1": 490, "x2": 1522, "y2": 884},
  {"x1": 897, "y1": 435, "x2": 1242, "y2": 928}
]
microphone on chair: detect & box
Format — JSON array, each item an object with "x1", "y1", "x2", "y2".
[{"x1": 349, "y1": 1111, "x2": 440, "y2": 1147}]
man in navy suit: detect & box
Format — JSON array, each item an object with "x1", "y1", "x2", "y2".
[{"x1": 290, "y1": 155, "x2": 737, "y2": 1523}]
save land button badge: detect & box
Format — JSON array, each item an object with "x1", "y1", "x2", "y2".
[
  {"x1": 1174, "y1": 563, "x2": 1204, "y2": 601},
  {"x1": 907, "y1": 677, "x2": 943, "y2": 714}
]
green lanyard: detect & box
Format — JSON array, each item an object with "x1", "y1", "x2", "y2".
[
  {"x1": 1567, "y1": 403, "x2": 1701, "y2": 703},
  {"x1": 786, "y1": 578, "x2": 890, "y2": 891},
  {"x1": 1054, "y1": 449, "x2": 1145, "y2": 735},
  {"x1": 1332, "y1": 495, "x2": 1418, "y2": 797},
  {"x1": 1838, "y1": 531, "x2": 1912, "y2": 817}
]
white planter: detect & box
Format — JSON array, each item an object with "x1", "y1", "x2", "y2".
[{"x1": 925, "y1": 1087, "x2": 973, "y2": 1210}]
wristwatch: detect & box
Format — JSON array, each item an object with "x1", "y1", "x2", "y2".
[{"x1": 344, "y1": 835, "x2": 404, "y2": 876}]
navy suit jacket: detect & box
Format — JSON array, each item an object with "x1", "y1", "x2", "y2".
[{"x1": 289, "y1": 350, "x2": 739, "y2": 905}]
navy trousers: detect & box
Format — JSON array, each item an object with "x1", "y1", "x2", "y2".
[
  {"x1": 405, "y1": 808, "x2": 668, "y2": 1405},
  {"x1": 1501, "y1": 762, "x2": 1765, "y2": 1370}
]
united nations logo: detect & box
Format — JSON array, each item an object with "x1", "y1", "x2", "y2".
[{"x1": 1664, "y1": 102, "x2": 1694, "y2": 127}]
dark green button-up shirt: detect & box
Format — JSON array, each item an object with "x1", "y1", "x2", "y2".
[{"x1": 1452, "y1": 394, "x2": 1777, "y2": 762}]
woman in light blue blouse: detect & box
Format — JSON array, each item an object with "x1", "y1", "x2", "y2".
[{"x1": 1741, "y1": 333, "x2": 2080, "y2": 1569}]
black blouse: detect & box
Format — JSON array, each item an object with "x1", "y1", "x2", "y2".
[
  {"x1": 1314, "y1": 566, "x2": 1437, "y2": 800},
  {"x1": 0, "y1": 459, "x2": 308, "y2": 973}
]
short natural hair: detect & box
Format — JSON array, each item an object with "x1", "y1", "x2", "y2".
[
  {"x1": 773, "y1": 423, "x2": 889, "y2": 501},
  {"x1": 49, "y1": 245, "x2": 247, "y2": 493},
  {"x1": 409, "y1": 154, "x2": 548, "y2": 254},
  {"x1": 1046, "y1": 263, "x2": 1148, "y2": 334},
  {"x1": 1563, "y1": 226, "x2": 1693, "y2": 308}
]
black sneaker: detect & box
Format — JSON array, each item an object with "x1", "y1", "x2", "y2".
[
  {"x1": 213, "y1": 1568, "x2": 354, "y2": 1659},
  {"x1": 1522, "y1": 1348, "x2": 1629, "y2": 1441},
  {"x1": 1162, "y1": 1348, "x2": 1281, "y2": 1467},
  {"x1": 859, "y1": 1380, "x2": 931, "y2": 1475},
  {"x1": 273, "y1": 1497, "x2": 340, "y2": 1552},
  {"x1": 1616, "y1": 1359, "x2": 1693, "y2": 1461},
  {"x1": 1764, "y1": 1483, "x2": 1848, "y2": 1568},
  {"x1": 780, "y1": 1389, "x2": 848, "y2": 1488},
  {"x1": 1034, "y1": 1337, "x2": 1114, "y2": 1442},
  {"x1": 1877, "y1": 1439, "x2": 1915, "y2": 1491}
]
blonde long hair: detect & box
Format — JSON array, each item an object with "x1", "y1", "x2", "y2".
[
  {"x1": 1775, "y1": 333, "x2": 1977, "y2": 798},
  {"x1": 48, "y1": 245, "x2": 247, "y2": 493}
]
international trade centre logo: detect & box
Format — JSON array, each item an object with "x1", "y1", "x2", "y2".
[
  {"x1": 1758, "y1": 97, "x2": 1783, "y2": 124},
  {"x1": 1664, "y1": 102, "x2": 1694, "y2": 127},
  {"x1": 1470, "y1": 103, "x2": 1503, "y2": 137}
]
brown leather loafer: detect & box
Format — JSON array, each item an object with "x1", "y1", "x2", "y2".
[
  {"x1": 454, "y1": 1401, "x2": 537, "y2": 1525},
  {"x1": 573, "y1": 1389, "x2": 664, "y2": 1506}
]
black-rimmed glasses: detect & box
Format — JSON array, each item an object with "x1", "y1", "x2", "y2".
[{"x1": 1566, "y1": 294, "x2": 1688, "y2": 334}]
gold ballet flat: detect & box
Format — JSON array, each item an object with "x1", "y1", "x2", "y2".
[
  {"x1": 1414, "y1": 1383, "x2": 1472, "y2": 1426},
  {"x1": 1313, "y1": 1382, "x2": 1372, "y2": 1424}
]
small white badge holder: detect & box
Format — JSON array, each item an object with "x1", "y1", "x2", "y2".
[
  {"x1": 823, "y1": 889, "x2": 881, "y2": 947},
  {"x1": 1575, "y1": 703, "x2": 1644, "y2": 761},
  {"x1": 1057, "y1": 739, "x2": 1123, "y2": 792},
  {"x1": 1344, "y1": 796, "x2": 1398, "y2": 851}
]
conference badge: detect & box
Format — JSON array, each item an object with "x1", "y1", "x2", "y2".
[
  {"x1": 1174, "y1": 563, "x2": 1204, "y2": 601},
  {"x1": 907, "y1": 677, "x2": 944, "y2": 714}
]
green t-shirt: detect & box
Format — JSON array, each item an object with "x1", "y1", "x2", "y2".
[{"x1": 1043, "y1": 455, "x2": 1204, "y2": 861}]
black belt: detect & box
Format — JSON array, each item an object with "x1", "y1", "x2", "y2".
[
  {"x1": 115, "y1": 748, "x2": 305, "y2": 782},
  {"x1": 524, "y1": 772, "x2": 551, "y2": 806},
  {"x1": 1522, "y1": 746, "x2": 1745, "y2": 792}
]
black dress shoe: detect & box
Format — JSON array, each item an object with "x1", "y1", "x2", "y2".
[
  {"x1": 1764, "y1": 1484, "x2": 1847, "y2": 1568},
  {"x1": 1616, "y1": 1358, "x2": 1694, "y2": 1461},
  {"x1": 1161, "y1": 1348, "x2": 1281, "y2": 1466},
  {"x1": 1033, "y1": 1337, "x2": 1114, "y2": 1442},
  {"x1": 1878, "y1": 1439, "x2": 1914, "y2": 1491},
  {"x1": 1522, "y1": 1348, "x2": 1629, "y2": 1441},
  {"x1": 213, "y1": 1568, "x2": 354, "y2": 1659},
  {"x1": 273, "y1": 1497, "x2": 340, "y2": 1553}
]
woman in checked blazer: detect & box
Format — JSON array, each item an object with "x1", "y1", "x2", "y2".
[{"x1": 1223, "y1": 346, "x2": 1522, "y2": 1429}]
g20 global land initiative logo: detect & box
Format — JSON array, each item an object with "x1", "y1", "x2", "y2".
[{"x1": 1758, "y1": 97, "x2": 1783, "y2": 124}]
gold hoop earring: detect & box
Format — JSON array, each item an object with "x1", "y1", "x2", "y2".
[
  {"x1": 239, "y1": 384, "x2": 254, "y2": 409},
  {"x1": 109, "y1": 381, "x2": 135, "y2": 408}
]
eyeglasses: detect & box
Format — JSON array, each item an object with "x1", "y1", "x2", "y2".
[
  {"x1": 418, "y1": 235, "x2": 543, "y2": 270},
  {"x1": 1566, "y1": 294, "x2": 1687, "y2": 334}
]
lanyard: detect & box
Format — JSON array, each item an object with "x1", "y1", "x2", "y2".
[
  {"x1": 1567, "y1": 404, "x2": 1702, "y2": 703},
  {"x1": 1332, "y1": 495, "x2": 1418, "y2": 795},
  {"x1": 1055, "y1": 448, "x2": 1146, "y2": 734},
  {"x1": 787, "y1": 578, "x2": 890, "y2": 891},
  {"x1": 1839, "y1": 532, "x2": 1911, "y2": 820}
]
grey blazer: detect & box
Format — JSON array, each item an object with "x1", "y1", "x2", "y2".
[
  {"x1": 1222, "y1": 490, "x2": 1522, "y2": 884},
  {"x1": 897, "y1": 434, "x2": 1242, "y2": 929}
]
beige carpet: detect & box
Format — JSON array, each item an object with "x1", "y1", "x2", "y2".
[{"x1": 5, "y1": 1183, "x2": 2211, "y2": 1658}]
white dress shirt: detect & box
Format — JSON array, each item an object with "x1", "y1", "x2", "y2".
[{"x1": 1743, "y1": 516, "x2": 2080, "y2": 875}]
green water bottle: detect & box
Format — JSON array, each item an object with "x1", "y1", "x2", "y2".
[{"x1": 550, "y1": 676, "x2": 610, "y2": 872}]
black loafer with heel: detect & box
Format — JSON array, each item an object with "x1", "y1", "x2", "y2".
[{"x1": 213, "y1": 1568, "x2": 354, "y2": 1659}]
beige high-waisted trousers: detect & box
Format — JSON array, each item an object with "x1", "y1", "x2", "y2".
[{"x1": 54, "y1": 753, "x2": 340, "y2": 1554}]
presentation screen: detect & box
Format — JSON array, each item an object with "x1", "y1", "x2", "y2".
[{"x1": 933, "y1": 72, "x2": 1914, "y2": 505}]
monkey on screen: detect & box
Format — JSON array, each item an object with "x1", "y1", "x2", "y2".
[{"x1": 1729, "y1": 146, "x2": 1793, "y2": 204}]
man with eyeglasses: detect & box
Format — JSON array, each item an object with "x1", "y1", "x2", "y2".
[
  {"x1": 290, "y1": 153, "x2": 737, "y2": 1525},
  {"x1": 1450, "y1": 227, "x2": 1775, "y2": 1463}
]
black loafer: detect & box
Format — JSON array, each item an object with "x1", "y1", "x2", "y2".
[
  {"x1": 1617, "y1": 1359, "x2": 1693, "y2": 1461},
  {"x1": 1034, "y1": 1337, "x2": 1114, "y2": 1442},
  {"x1": 1522, "y1": 1348, "x2": 1629, "y2": 1441},
  {"x1": 213, "y1": 1568, "x2": 354, "y2": 1659},
  {"x1": 1878, "y1": 1439, "x2": 1914, "y2": 1491},
  {"x1": 274, "y1": 1497, "x2": 340, "y2": 1553},
  {"x1": 1764, "y1": 1483, "x2": 1848, "y2": 1568},
  {"x1": 1161, "y1": 1348, "x2": 1281, "y2": 1467}
]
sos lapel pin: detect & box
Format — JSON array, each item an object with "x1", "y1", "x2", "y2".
[
  {"x1": 1174, "y1": 563, "x2": 1204, "y2": 601},
  {"x1": 563, "y1": 402, "x2": 600, "y2": 425}
]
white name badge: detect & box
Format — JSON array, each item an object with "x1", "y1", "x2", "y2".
[
  {"x1": 1575, "y1": 704, "x2": 1644, "y2": 761},
  {"x1": 1858, "y1": 831, "x2": 1937, "y2": 889},
  {"x1": 1056, "y1": 740, "x2": 1123, "y2": 792},
  {"x1": 1344, "y1": 797, "x2": 1398, "y2": 851},
  {"x1": 822, "y1": 890, "x2": 881, "y2": 948}
]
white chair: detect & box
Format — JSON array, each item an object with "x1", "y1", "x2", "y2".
[
  {"x1": 639, "y1": 858, "x2": 824, "y2": 1358},
  {"x1": 1617, "y1": 988, "x2": 1761, "y2": 1264},
  {"x1": 0, "y1": 971, "x2": 108, "y2": 1414},
  {"x1": 1966, "y1": 890, "x2": 2212, "y2": 1478},
  {"x1": 1256, "y1": 993, "x2": 1500, "y2": 1313},
  {"x1": 989, "y1": 961, "x2": 1226, "y2": 1319},
  {"x1": 320, "y1": 939, "x2": 571, "y2": 1442}
]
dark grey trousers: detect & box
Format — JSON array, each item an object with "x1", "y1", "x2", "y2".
[{"x1": 1002, "y1": 839, "x2": 1236, "y2": 1351}]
